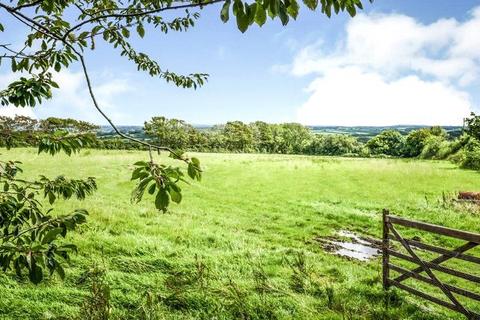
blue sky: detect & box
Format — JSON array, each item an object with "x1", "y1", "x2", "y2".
[{"x1": 1, "y1": 0, "x2": 480, "y2": 125}]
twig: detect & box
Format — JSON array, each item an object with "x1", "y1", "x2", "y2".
[{"x1": 62, "y1": 0, "x2": 225, "y2": 40}]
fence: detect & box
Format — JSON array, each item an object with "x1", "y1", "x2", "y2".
[{"x1": 382, "y1": 210, "x2": 480, "y2": 319}]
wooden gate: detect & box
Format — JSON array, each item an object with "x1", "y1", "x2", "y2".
[{"x1": 382, "y1": 210, "x2": 480, "y2": 319}]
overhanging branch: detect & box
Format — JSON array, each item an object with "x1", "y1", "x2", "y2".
[
  {"x1": 62, "y1": 0, "x2": 225, "y2": 40},
  {"x1": 0, "y1": 1, "x2": 205, "y2": 164}
]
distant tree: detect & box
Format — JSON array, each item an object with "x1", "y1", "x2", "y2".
[
  {"x1": 461, "y1": 138, "x2": 480, "y2": 170},
  {"x1": 428, "y1": 126, "x2": 448, "y2": 139},
  {"x1": 306, "y1": 134, "x2": 361, "y2": 156},
  {"x1": 403, "y1": 129, "x2": 432, "y2": 157},
  {"x1": 403, "y1": 126, "x2": 447, "y2": 157},
  {"x1": 222, "y1": 121, "x2": 254, "y2": 152},
  {"x1": 39, "y1": 117, "x2": 99, "y2": 133},
  {"x1": 465, "y1": 112, "x2": 480, "y2": 140},
  {"x1": 276, "y1": 123, "x2": 312, "y2": 154},
  {"x1": 204, "y1": 130, "x2": 226, "y2": 152},
  {"x1": 419, "y1": 135, "x2": 446, "y2": 159},
  {"x1": 249, "y1": 121, "x2": 276, "y2": 153},
  {"x1": 187, "y1": 129, "x2": 210, "y2": 151},
  {"x1": 144, "y1": 116, "x2": 197, "y2": 150},
  {"x1": 0, "y1": 115, "x2": 38, "y2": 147},
  {"x1": 366, "y1": 130, "x2": 405, "y2": 156}
]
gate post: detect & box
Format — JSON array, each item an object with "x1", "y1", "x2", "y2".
[{"x1": 382, "y1": 209, "x2": 390, "y2": 290}]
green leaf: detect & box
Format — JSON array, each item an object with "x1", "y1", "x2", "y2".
[
  {"x1": 287, "y1": 0, "x2": 299, "y2": 19},
  {"x1": 169, "y1": 186, "x2": 182, "y2": 204},
  {"x1": 41, "y1": 227, "x2": 63, "y2": 244},
  {"x1": 191, "y1": 157, "x2": 200, "y2": 167},
  {"x1": 131, "y1": 167, "x2": 144, "y2": 180},
  {"x1": 121, "y1": 27, "x2": 130, "y2": 38},
  {"x1": 155, "y1": 189, "x2": 170, "y2": 211},
  {"x1": 324, "y1": 1, "x2": 332, "y2": 17},
  {"x1": 187, "y1": 163, "x2": 196, "y2": 180},
  {"x1": 48, "y1": 192, "x2": 56, "y2": 205},
  {"x1": 0, "y1": 23, "x2": 4, "y2": 32},
  {"x1": 269, "y1": 0, "x2": 280, "y2": 16},
  {"x1": 346, "y1": 4, "x2": 356, "y2": 17},
  {"x1": 136, "y1": 24, "x2": 145, "y2": 38},
  {"x1": 147, "y1": 182, "x2": 156, "y2": 195},
  {"x1": 233, "y1": 1, "x2": 249, "y2": 33},
  {"x1": 255, "y1": 5, "x2": 267, "y2": 26},
  {"x1": 56, "y1": 263, "x2": 65, "y2": 280},
  {"x1": 333, "y1": 0, "x2": 340, "y2": 14},
  {"x1": 246, "y1": 3, "x2": 258, "y2": 24},
  {"x1": 278, "y1": 3, "x2": 289, "y2": 25},
  {"x1": 236, "y1": 13, "x2": 249, "y2": 33},
  {"x1": 303, "y1": 0, "x2": 318, "y2": 10},
  {"x1": 221, "y1": 0, "x2": 231, "y2": 23},
  {"x1": 29, "y1": 265, "x2": 43, "y2": 285}
]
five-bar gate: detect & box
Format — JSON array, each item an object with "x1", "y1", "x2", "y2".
[{"x1": 382, "y1": 210, "x2": 480, "y2": 319}]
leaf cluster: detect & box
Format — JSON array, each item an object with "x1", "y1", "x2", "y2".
[
  {"x1": 0, "y1": 160, "x2": 96, "y2": 284},
  {"x1": 222, "y1": 0, "x2": 369, "y2": 32},
  {"x1": 130, "y1": 156, "x2": 201, "y2": 212},
  {"x1": 38, "y1": 131, "x2": 97, "y2": 155}
]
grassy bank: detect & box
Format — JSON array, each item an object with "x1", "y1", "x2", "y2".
[{"x1": 0, "y1": 148, "x2": 479, "y2": 319}]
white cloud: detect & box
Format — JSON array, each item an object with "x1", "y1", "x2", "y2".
[
  {"x1": 42, "y1": 70, "x2": 133, "y2": 123},
  {"x1": 288, "y1": 7, "x2": 480, "y2": 125},
  {"x1": 0, "y1": 106, "x2": 36, "y2": 118},
  {"x1": 0, "y1": 69, "x2": 133, "y2": 123},
  {"x1": 297, "y1": 67, "x2": 471, "y2": 126}
]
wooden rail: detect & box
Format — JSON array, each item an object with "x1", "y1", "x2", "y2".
[{"x1": 382, "y1": 210, "x2": 480, "y2": 319}]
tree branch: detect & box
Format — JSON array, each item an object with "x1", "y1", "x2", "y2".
[
  {"x1": 13, "y1": 0, "x2": 44, "y2": 11},
  {"x1": 76, "y1": 53, "x2": 189, "y2": 162},
  {"x1": 62, "y1": 0, "x2": 225, "y2": 40},
  {"x1": 0, "y1": 2, "x2": 63, "y2": 42},
  {"x1": 0, "y1": 1, "x2": 200, "y2": 164}
]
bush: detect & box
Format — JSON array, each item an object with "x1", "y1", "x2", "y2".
[
  {"x1": 305, "y1": 134, "x2": 361, "y2": 156},
  {"x1": 461, "y1": 148, "x2": 480, "y2": 170},
  {"x1": 447, "y1": 150, "x2": 466, "y2": 165},
  {"x1": 419, "y1": 136, "x2": 445, "y2": 159},
  {"x1": 460, "y1": 138, "x2": 480, "y2": 170},
  {"x1": 403, "y1": 126, "x2": 448, "y2": 157},
  {"x1": 366, "y1": 130, "x2": 405, "y2": 157},
  {"x1": 403, "y1": 129, "x2": 432, "y2": 157}
]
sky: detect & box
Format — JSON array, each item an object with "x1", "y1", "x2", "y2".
[{"x1": 1, "y1": 0, "x2": 480, "y2": 126}]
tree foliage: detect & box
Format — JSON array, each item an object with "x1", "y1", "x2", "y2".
[
  {"x1": 305, "y1": 134, "x2": 361, "y2": 156},
  {"x1": 465, "y1": 112, "x2": 480, "y2": 140},
  {"x1": 144, "y1": 117, "x2": 196, "y2": 150},
  {"x1": 0, "y1": 159, "x2": 94, "y2": 284},
  {"x1": 366, "y1": 129, "x2": 405, "y2": 157},
  {"x1": 403, "y1": 126, "x2": 447, "y2": 157}
]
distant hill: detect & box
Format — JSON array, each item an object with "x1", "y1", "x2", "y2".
[
  {"x1": 309, "y1": 125, "x2": 463, "y2": 142},
  {"x1": 98, "y1": 124, "x2": 464, "y2": 142}
]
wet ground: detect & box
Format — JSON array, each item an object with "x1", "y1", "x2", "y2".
[{"x1": 315, "y1": 230, "x2": 382, "y2": 261}]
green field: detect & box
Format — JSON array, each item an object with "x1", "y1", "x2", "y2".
[{"x1": 0, "y1": 149, "x2": 479, "y2": 319}]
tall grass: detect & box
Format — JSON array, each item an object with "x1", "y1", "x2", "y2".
[{"x1": 0, "y1": 148, "x2": 478, "y2": 319}]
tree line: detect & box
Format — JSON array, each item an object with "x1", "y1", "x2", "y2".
[{"x1": 2, "y1": 114, "x2": 480, "y2": 170}]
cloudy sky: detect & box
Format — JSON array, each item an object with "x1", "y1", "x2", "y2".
[{"x1": 1, "y1": 0, "x2": 479, "y2": 126}]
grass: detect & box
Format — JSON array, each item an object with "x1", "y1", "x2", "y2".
[{"x1": 0, "y1": 148, "x2": 479, "y2": 319}]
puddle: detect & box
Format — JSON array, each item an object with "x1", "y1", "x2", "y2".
[{"x1": 316, "y1": 230, "x2": 381, "y2": 261}]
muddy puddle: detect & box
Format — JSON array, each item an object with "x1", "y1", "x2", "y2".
[{"x1": 316, "y1": 230, "x2": 381, "y2": 261}]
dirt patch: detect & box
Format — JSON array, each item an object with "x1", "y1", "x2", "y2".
[{"x1": 315, "y1": 230, "x2": 382, "y2": 261}]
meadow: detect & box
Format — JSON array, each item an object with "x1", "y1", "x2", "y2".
[{"x1": 0, "y1": 148, "x2": 479, "y2": 319}]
